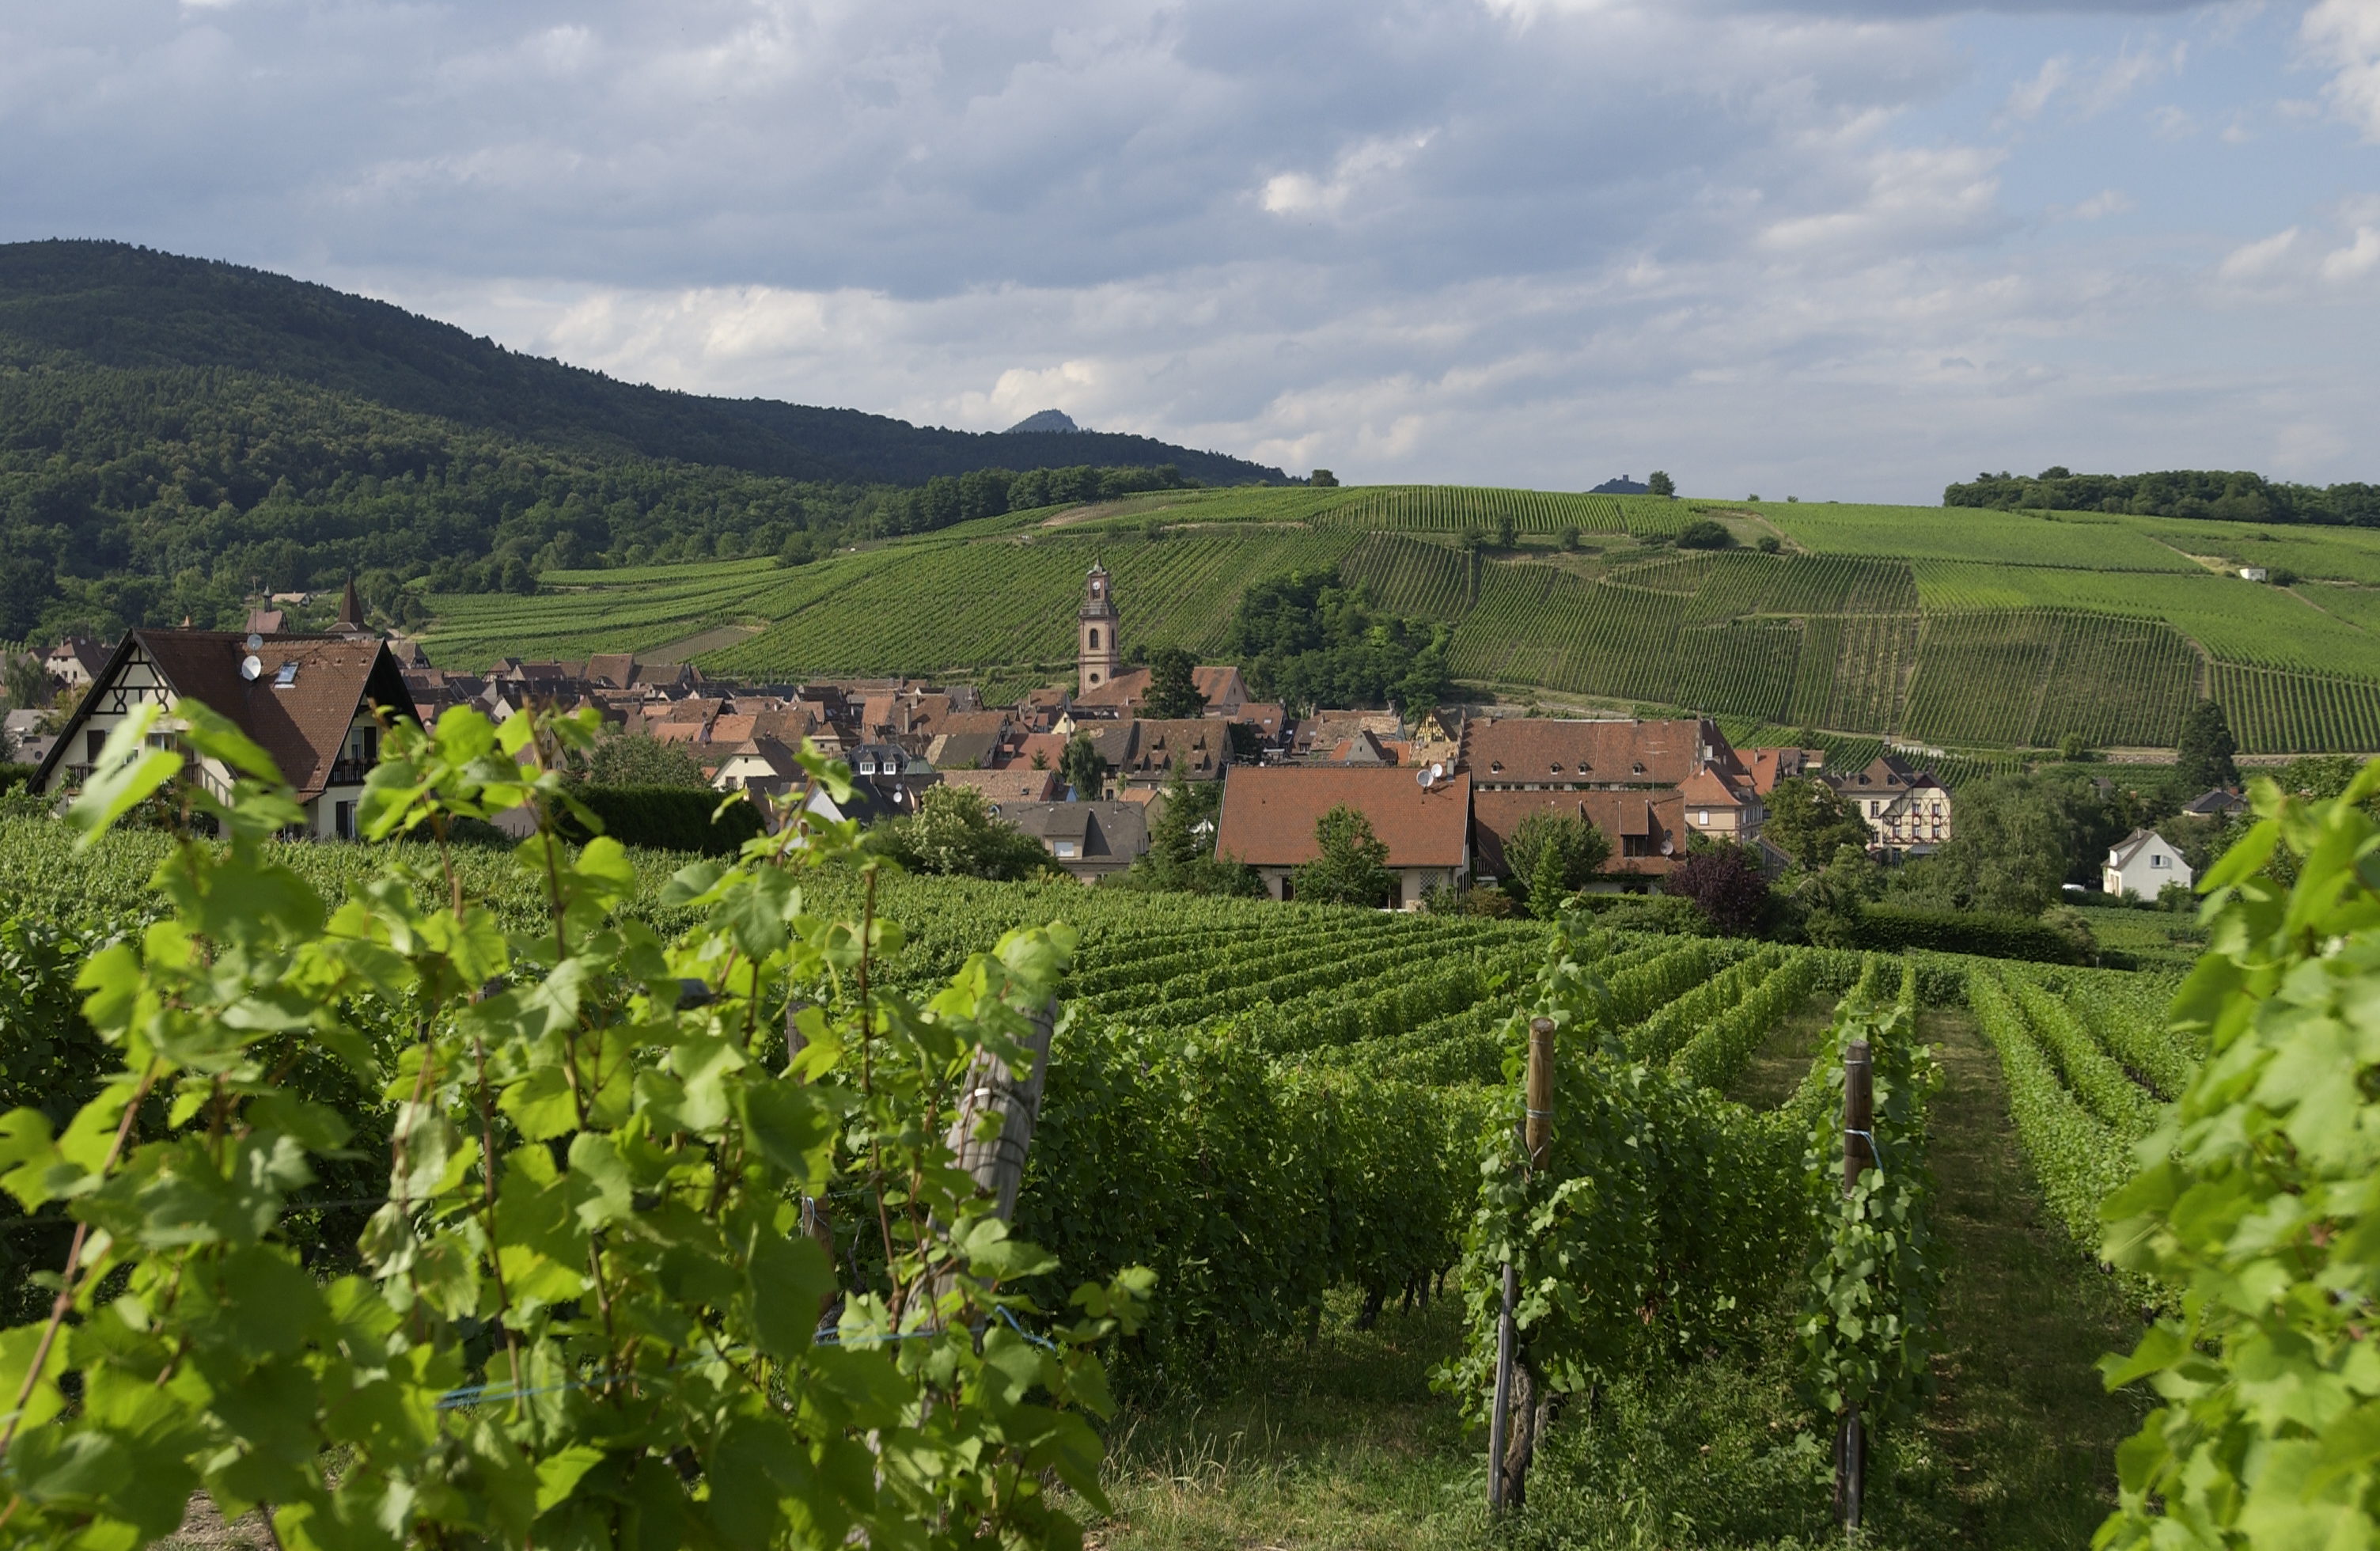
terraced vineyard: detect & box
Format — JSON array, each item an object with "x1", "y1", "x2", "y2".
[{"x1": 415, "y1": 483, "x2": 2380, "y2": 751}]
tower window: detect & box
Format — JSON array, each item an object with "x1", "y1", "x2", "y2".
[{"x1": 1089, "y1": 628, "x2": 1101, "y2": 650}]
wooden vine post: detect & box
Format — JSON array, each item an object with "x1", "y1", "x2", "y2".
[
  {"x1": 1490, "y1": 1016, "x2": 1556, "y2": 1515},
  {"x1": 943, "y1": 998, "x2": 1059, "y2": 1222},
  {"x1": 1838, "y1": 1037, "x2": 1874, "y2": 1538}
]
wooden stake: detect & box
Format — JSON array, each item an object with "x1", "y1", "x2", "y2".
[
  {"x1": 1839, "y1": 1037, "x2": 1873, "y2": 1536},
  {"x1": 1488, "y1": 1261, "x2": 1516, "y2": 1514},
  {"x1": 1525, "y1": 1016, "x2": 1554, "y2": 1171},
  {"x1": 944, "y1": 998, "x2": 1058, "y2": 1223}
]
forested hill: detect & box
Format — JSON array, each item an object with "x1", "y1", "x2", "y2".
[{"x1": 0, "y1": 241, "x2": 1285, "y2": 489}]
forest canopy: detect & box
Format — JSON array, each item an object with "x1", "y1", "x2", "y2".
[{"x1": 1943, "y1": 466, "x2": 2380, "y2": 525}]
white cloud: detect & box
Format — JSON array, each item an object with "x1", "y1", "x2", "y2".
[
  {"x1": 2219, "y1": 226, "x2": 2299, "y2": 277},
  {"x1": 1259, "y1": 133, "x2": 1436, "y2": 218},
  {"x1": 0, "y1": 0, "x2": 2376, "y2": 496},
  {"x1": 2064, "y1": 188, "x2": 2133, "y2": 219},
  {"x1": 2322, "y1": 225, "x2": 2380, "y2": 279},
  {"x1": 2000, "y1": 55, "x2": 2071, "y2": 121},
  {"x1": 2302, "y1": 0, "x2": 2380, "y2": 141}
]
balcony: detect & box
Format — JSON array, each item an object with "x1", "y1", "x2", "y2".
[{"x1": 321, "y1": 759, "x2": 376, "y2": 787}]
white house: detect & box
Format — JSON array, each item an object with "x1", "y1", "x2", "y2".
[
  {"x1": 32, "y1": 628, "x2": 419, "y2": 840},
  {"x1": 2104, "y1": 829, "x2": 2192, "y2": 900}
]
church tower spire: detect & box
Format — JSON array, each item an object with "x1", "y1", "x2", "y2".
[{"x1": 1078, "y1": 561, "x2": 1120, "y2": 695}]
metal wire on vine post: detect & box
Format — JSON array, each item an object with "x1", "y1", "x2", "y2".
[{"x1": 1489, "y1": 1016, "x2": 1556, "y2": 1515}]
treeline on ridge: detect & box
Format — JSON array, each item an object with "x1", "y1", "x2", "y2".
[
  {"x1": 0, "y1": 359, "x2": 1206, "y2": 642},
  {"x1": 1946, "y1": 466, "x2": 2380, "y2": 525},
  {"x1": 0, "y1": 240, "x2": 1288, "y2": 490}
]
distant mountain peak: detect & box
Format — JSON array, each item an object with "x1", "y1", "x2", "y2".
[{"x1": 1006, "y1": 408, "x2": 1083, "y2": 434}]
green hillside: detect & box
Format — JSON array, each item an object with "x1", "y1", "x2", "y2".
[{"x1": 417, "y1": 485, "x2": 2380, "y2": 754}]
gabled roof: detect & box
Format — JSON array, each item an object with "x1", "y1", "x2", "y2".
[
  {"x1": 2183, "y1": 788, "x2": 2245, "y2": 816},
  {"x1": 1126, "y1": 718, "x2": 1230, "y2": 778},
  {"x1": 1677, "y1": 768, "x2": 1747, "y2": 808},
  {"x1": 997, "y1": 800, "x2": 1150, "y2": 861},
  {"x1": 1458, "y1": 716, "x2": 1724, "y2": 786},
  {"x1": 2106, "y1": 828, "x2": 2175, "y2": 869},
  {"x1": 939, "y1": 767, "x2": 1061, "y2": 803},
  {"x1": 35, "y1": 630, "x2": 419, "y2": 801},
  {"x1": 1469, "y1": 788, "x2": 1683, "y2": 877},
  {"x1": 1215, "y1": 766, "x2": 1470, "y2": 868}
]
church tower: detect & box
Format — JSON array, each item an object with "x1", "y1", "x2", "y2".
[{"x1": 1078, "y1": 562, "x2": 1120, "y2": 695}]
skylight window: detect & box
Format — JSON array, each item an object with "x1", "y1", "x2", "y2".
[{"x1": 274, "y1": 662, "x2": 298, "y2": 688}]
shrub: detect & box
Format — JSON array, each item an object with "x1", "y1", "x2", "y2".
[
  {"x1": 1848, "y1": 903, "x2": 2082, "y2": 964},
  {"x1": 1676, "y1": 518, "x2": 1734, "y2": 550},
  {"x1": 560, "y1": 783, "x2": 767, "y2": 855}
]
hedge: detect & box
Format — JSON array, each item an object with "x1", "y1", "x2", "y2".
[
  {"x1": 562, "y1": 783, "x2": 766, "y2": 855},
  {"x1": 1848, "y1": 904, "x2": 2081, "y2": 965}
]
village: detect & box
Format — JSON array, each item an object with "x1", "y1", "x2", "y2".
[{"x1": 9, "y1": 561, "x2": 2223, "y2": 910}]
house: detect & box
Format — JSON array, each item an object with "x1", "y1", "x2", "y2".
[
  {"x1": 1823, "y1": 754, "x2": 1951, "y2": 855},
  {"x1": 31, "y1": 629, "x2": 420, "y2": 840},
  {"x1": 711, "y1": 736, "x2": 806, "y2": 799},
  {"x1": 1459, "y1": 715, "x2": 1764, "y2": 841},
  {"x1": 244, "y1": 609, "x2": 286, "y2": 636},
  {"x1": 939, "y1": 768, "x2": 1062, "y2": 804},
  {"x1": 847, "y1": 741, "x2": 938, "y2": 816},
  {"x1": 2105, "y1": 829, "x2": 2192, "y2": 899},
  {"x1": 1122, "y1": 719, "x2": 1231, "y2": 785},
  {"x1": 1074, "y1": 662, "x2": 1251, "y2": 716},
  {"x1": 43, "y1": 638, "x2": 112, "y2": 690},
  {"x1": 993, "y1": 800, "x2": 1150, "y2": 882},
  {"x1": 2182, "y1": 788, "x2": 2245, "y2": 817},
  {"x1": 1294, "y1": 709, "x2": 1403, "y2": 760},
  {"x1": 1739, "y1": 745, "x2": 1821, "y2": 795},
  {"x1": 2239, "y1": 567, "x2": 2268, "y2": 582},
  {"x1": 1470, "y1": 789, "x2": 1684, "y2": 884},
  {"x1": 1215, "y1": 765, "x2": 1472, "y2": 908}
]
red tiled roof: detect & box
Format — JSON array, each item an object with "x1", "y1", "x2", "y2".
[
  {"x1": 1677, "y1": 768, "x2": 1747, "y2": 808},
  {"x1": 1469, "y1": 788, "x2": 1684, "y2": 877},
  {"x1": 938, "y1": 768, "x2": 1060, "y2": 803},
  {"x1": 1460, "y1": 716, "x2": 1722, "y2": 785},
  {"x1": 1215, "y1": 766, "x2": 1471, "y2": 868}
]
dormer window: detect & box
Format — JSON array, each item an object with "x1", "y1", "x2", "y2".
[
  {"x1": 1632, "y1": 762, "x2": 1644, "y2": 775},
  {"x1": 1550, "y1": 763, "x2": 1563, "y2": 773},
  {"x1": 1489, "y1": 760, "x2": 1503, "y2": 772}
]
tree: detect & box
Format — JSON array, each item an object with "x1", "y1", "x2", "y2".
[
  {"x1": 872, "y1": 784, "x2": 1052, "y2": 880},
  {"x1": 1660, "y1": 844, "x2": 1771, "y2": 935},
  {"x1": 1647, "y1": 470, "x2": 1676, "y2": 498},
  {"x1": 3, "y1": 653, "x2": 53, "y2": 715},
  {"x1": 1310, "y1": 468, "x2": 1340, "y2": 487},
  {"x1": 1143, "y1": 646, "x2": 1207, "y2": 719},
  {"x1": 2176, "y1": 699, "x2": 2239, "y2": 791},
  {"x1": 1294, "y1": 803, "x2": 1396, "y2": 908},
  {"x1": 1676, "y1": 518, "x2": 1734, "y2": 550},
  {"x1": 1559, "y1": 525, "x2": 1581, "y2": 551},
  {"x1": 1761, "y1": 777, "x2": 1870, "y2": 870},
  {"x1": 1059, "y1": 730, "x2": 1105, "y2": 799},
  {"x1": 1504, "y1": 810, "x2": 1610, "y2": 904},
  {"x1": 1495, "y1": 512, "x2": 1518, "y2": 550},
  {"x1": 1123, "y1": 764, "x2": 1260, "y2": 897},
  {"x1": 1919, "y1": 774, "x2": 2069, "y2": 912},
  {"x1": 578, "y1": 728, "x2": 709, "y2": 787}
]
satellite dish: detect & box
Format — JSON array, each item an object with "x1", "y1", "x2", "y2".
[
  {"x1": 240, "y1": 655, "x2": 263, "y2": 682},
  {"x1": 1430, "y1": 762, "x2": 1446, "y2": 781},
  {"x1": 1415, "y1": 768, "x2": 1431, "y2": 787},
  {"x1": 1659, "y1": 838, "x2": 1675, "y2": 856},
  {"x1": 245, "y1": 632, "x2": 263, "y2": 652}
]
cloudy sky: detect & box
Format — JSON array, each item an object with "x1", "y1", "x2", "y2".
[{"x1": 3, "y1": 0, "x2": 2377, "y2": 499}]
